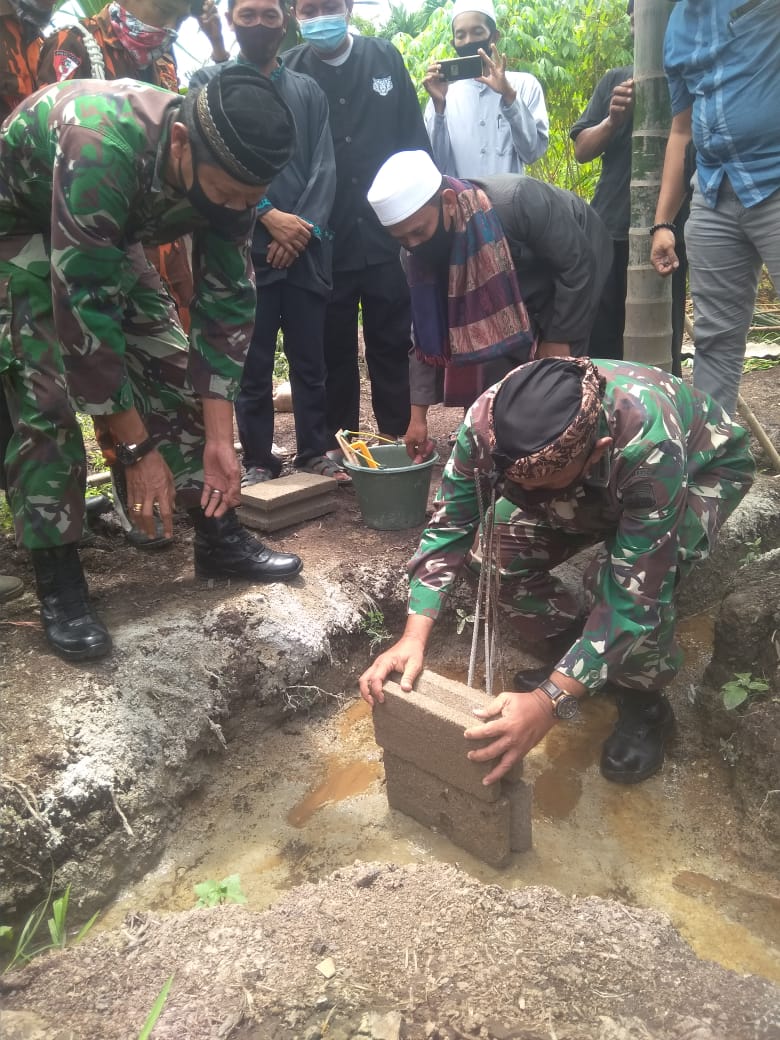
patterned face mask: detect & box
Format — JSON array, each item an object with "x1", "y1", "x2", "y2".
[{"x1": 109, "y1": 3, "x2": 178, "y2": 67}]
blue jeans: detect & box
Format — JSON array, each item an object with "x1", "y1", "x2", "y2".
[{"x1": 685, "y1": 178, "x2": 780, "y2": 414}]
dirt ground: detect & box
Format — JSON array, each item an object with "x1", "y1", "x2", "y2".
[{"x1": 1, "y1": 360, "x2": 779, "y2": 1039}]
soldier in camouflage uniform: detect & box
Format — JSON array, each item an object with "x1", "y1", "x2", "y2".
[
  {"x1": 0, "y1": 0, "x2": 55, "y2": 603},
  {"x1": 360, "y1": 357, "x2": 755, "y2": 784},
  {"x1": 36, "y1": 0, "x2": 230, "y2": 333},
  {"x1": 0, "y1": 66, "x2": 302, "y2": 661}
]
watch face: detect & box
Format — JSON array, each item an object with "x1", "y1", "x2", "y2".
[{"x1": 555, "y1": 695, "x2": 579, "y2": 721}]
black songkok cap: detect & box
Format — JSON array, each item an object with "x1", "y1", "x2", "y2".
[
  {"x1": 493, "y1": 359, "x2": 583, "y2": 459},
  {"x1": 488, "y1": 357, "x2": 604, "y2": 481},
  {"x1": 189, "y1": 65, "x2": 296, "y2": 186}
]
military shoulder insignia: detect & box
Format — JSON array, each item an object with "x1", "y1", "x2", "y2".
[
  {"x1": 53, "y1": 50, "x2": 81, "y2": 81},
  {"x1": 372, "y1": 76, "x2": 393, "y2": 96}
]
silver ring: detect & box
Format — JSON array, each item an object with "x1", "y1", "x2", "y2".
[{"x1": 211, "y1": 489, "x2": 222, "y2": 496}]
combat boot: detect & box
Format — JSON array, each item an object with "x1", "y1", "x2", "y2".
[
  {"x1": 31, "y1": 545, "x2": 112, "y2": 661},
  {"x1": 190, "y1": 508, "x2": 303, "y2": 582},
  {"x1": 600, "y1": 691, "x2": 674, "y2": 784}
]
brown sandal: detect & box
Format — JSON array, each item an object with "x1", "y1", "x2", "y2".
[{"x1": 295, "y1": 454, "x2": 352, "y2": 485}]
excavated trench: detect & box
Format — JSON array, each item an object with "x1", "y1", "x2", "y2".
[{"x1": 1, "y1": 478, "x2": 780, "y2": 1036}]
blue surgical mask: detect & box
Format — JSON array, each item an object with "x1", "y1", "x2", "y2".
[{"x1": 298, "y1": 13, "x2": 348, "y2": 51}]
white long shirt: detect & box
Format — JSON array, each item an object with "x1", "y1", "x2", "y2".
[{"x1": 424, "y1": 71, "x2": 549, "y2": 177}]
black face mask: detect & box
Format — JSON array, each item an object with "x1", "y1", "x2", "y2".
[
  {"x1": 408, "y1": 203, "x2": 454, "y2": 270},
  {"x1": 234, "y1": 23, "x2": 286, "y2": 66},
  {"x1": 183, "y1": 161, "x2": 255, "y2": 241},
  {"x1": 454, "y1": 39, "x2": 488, "y2": 59}
]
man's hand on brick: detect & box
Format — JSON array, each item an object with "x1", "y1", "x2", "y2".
[
  {"x1": 359, "y1": 616, "x2": 435, "y2": 706},
  {"x1": 465, "y1": 688, "x2": 556, "y2": 785}
]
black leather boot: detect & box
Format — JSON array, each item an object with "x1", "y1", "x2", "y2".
[
  {"x1": 31, "y1": 545, "x2": 112, "y2": 661},
  {"x1": 190, "y1": 508, "x2": 303, "y2": 582},
  {"x1": 600, "y1": 691, "x2": 674, "y2": 784}
]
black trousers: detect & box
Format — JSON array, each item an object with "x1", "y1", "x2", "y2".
[
  {"x1": 235, "y1": 280, "x2": 328, "y2": 474},
  {"x1": 323, "y1": 258, "x2": 412, "y2": 442},
  {"x1": 588, "y1": 238, "x2": 689, "y2": 374}
]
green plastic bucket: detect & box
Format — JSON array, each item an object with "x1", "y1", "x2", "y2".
[{"x1": 341, "y1": 444, "x2": 439, "y2": 530}]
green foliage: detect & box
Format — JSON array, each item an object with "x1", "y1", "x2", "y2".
[
  {"x1": 749, "y1": 310, "x2": 780, "y2": 346},
  {"x1": 360, "y1": 604, "x2": 392, "y2": 653},
  {"x1": 393, "y1": 0, "x2": 633, "y2": 194},
  {"x1": 1, "y1": 884, "x2": 99, "y2": 974},
  {"x1": 137, "y1": 975, "x2": 174, "y2": 1040},
  {"x1": 455, "y1": 607, "x2": 475, "y2": 635},
  {"x1": 743, "y1": 355, "x2": 780, "y2": 372},
  {"x1": 739, "y1": 536, "x2": 763, "y2": 566},
  {"x1": 721, "y1": 672, "x2": 770, "y2": 711},
  {"x1": 55, "y1": 0, "x2": 105, "y2": 16},
  {"x1": 0, "y1": 492, "x2": 12, "y2": 533},
  {"x1": 193, "y1": 874, "x2": 247, "y2": 908},
  {"x1": 273, "y1": 331, "x2": 290, "y2": 382}
]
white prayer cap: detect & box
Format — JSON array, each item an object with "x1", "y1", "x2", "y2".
[
  {"x1": 450, "y1": 0, "x2": 497, "y2": 27},
  {"x1": 367, "y1": 151, "x2": 443, "y2": 227}
]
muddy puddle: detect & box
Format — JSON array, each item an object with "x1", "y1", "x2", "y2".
[{"x1": 100, "y1": 612, "x2": 780, "y2": 984}]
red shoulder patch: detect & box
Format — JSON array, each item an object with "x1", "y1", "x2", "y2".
[{"x1": 53, "y1": 50, "x2": 81, "y2": 81}]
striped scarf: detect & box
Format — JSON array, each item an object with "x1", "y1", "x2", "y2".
[{"x1": 407, "y1": 176, "x2": 533, "y2": 367}]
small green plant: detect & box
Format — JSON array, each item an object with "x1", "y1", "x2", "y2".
[
  {"x1": 0, "y1": 492, "x2": 13, "y2": 533},
  {"x1": 721, "y1": 672, "x2": 770, "y2": 711},
  {"x1": 193, "y1": 874, "x2": 247, "y2": 908},
  {"x1": 360, "y1": 603, "x2": 391, "y2": 653},
  {"x1": 455, "y1": 608, "x2": 475, "y2": 636},
  {"x1": 1, "y1": 884, "x2": 98, "y2": 973},
  {"x1": 136, "y1": 974, "x2": 174, "y2": 1040},
  {"x1": 719, "y1": 734, "x2": 740, "y2": 767},
  {"x1": 743, "y1": 356, "x2": 780, "y2": 372},
  {"x1": 273, "y1": 331, "x2": 290, "y2": 382},
  {"x1": 739, "y1": 536, "x2": 763, "y2": 566}
]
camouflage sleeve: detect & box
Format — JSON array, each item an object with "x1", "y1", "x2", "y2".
[
  {"x1": 407, "y1": 423, "x2": 486, "y2": 620},
  {"x1": 188, "y1": 227, "x2": 256, "y2": 401},
  {"x1": 556, "y1": 432, "x2": 689, "y2": 689},
  {"x1": 49, "y1": 123, "x2": 141, "y2": 414}
]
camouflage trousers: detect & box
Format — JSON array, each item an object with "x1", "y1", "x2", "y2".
[
  {"x1": 0, "y1": 240, "x2": 207, "y2": 550},
  {"x1": 473, "y1": 466, "x2": 752, "y2": 691}
]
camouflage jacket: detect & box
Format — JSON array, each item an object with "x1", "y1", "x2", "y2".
[
  {"x1": 0, "y1": 79, "x2": 255, "y2": 410},
  {"x1": 36, "y1": 5, "x2": 179, "y2": 92},
  {"x1": 0, "y1": 11, "x2": 43, "y2": 121},
  {"x1": 408, "y1": 359, "x2": 755, "y2": 690}
]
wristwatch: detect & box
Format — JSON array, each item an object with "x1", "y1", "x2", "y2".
[
  {"x1": 114, "y1": 437, "x2": 155, "y2": 467},
  {"x1": 537, "y1": 678, "x2": 580, "y2": 720}
]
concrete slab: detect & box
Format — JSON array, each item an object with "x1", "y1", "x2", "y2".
[
  {"x1": 505, "y1": 779, "x2": 533, "y2": 853},
  {"x1": 240, "y1": 471, "x2": 338, "y2": 511},
  {"x1": 239, "y1": 472, "x2": 339, "y2": 532},
  {"x1": 238, "y1": 494, "x2": 338, "y2": 533},
  {"x1": 383, "y1": 752, "x2": 512, "y2": 868}
]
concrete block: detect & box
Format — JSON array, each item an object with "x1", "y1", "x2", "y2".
[
  {"x1": 505, "y1": 779, "x2": 533, "y2": 853},
  {"x1": 373, "y1": 670, "x2": 523, "y2": 802},
  {"x1": 383, "y1": 752, "x2": 512, "y2": 868},
  {"x1": 238, "y1": 471, "x2": 338, "y2": 532}
]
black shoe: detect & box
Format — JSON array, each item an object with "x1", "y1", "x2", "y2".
[
  {"x1": 85, "y1": 493, "x2": 112, "y2": 520},
  {"x1": 600, "y1": 692, "x2": 674, "y2": 784},
  {"x1": 190, "y1": 508, "x2": 303, "y2": 582},
  {"x1": 31, "y1": 545, "x2": 112, "y2": 661}
]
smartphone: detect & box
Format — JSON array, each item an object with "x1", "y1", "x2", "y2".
[{"x1": 438, "y1": 55, "x2": 484, "y2": 82}]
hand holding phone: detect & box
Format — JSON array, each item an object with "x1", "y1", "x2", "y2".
[{"x1": 437, "y1": 55, "x2": 484, "y2": 82}]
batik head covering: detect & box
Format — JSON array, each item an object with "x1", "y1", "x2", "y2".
[
  {"x1": 185, "y1": 65, "x2": 296, "y2": 186},
  {"x1": 488, "y1": 357, "x2": 605, "y2": 480}
]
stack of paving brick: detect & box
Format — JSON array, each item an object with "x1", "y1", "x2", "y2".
[
  {"x1": 238, "y1": 471, "x2": 338, "y2": 533},
  {"x1": 373, "y1": 669, "x2": 532, "y2": 868}
]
